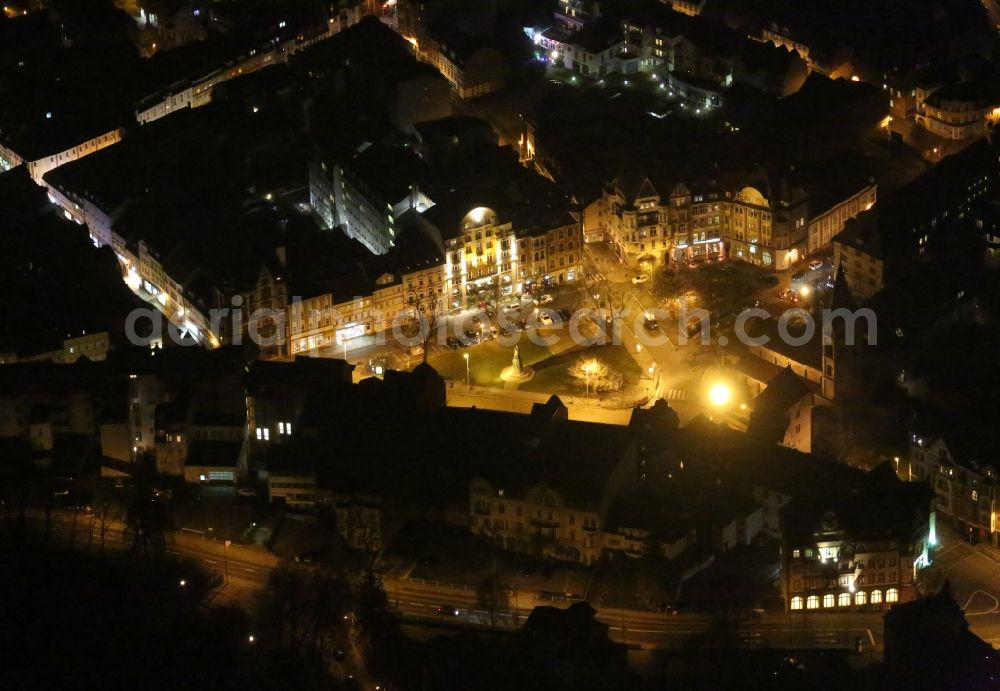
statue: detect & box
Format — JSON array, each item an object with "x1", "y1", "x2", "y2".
[{"x1": 501, "y1": 344, "x2": 533, "y2": 383}]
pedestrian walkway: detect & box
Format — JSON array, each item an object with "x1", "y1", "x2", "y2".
[{"x1": 662, "y1": 388, "x2": 691, "y2": 401}]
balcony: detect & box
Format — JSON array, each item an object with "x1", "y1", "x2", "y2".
[{"x1": 530, "y1": 516, "x2": 559, "y2": 528}]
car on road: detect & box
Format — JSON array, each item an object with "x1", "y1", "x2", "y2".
[
  {"x1": 686, "y1": 316, "x2": 706, "y2": 337},
  {"x1": 631, "y1": 274, "x2": 650, "y2": 285},
  {"x1": 536, "y1": 293, "x2": 554, "y2": 305},
  {"x1": 538, "y1": 312, "x2": 554, "y2": 326},
  {"x1": 516, "y1": 318, "x2": 530, "y2": 331},
  {"x1": 776, "y1": 288, "x2": 799, "y2": 303},
  {"x1": 808, "y1": 259, "x2": 824, "y2": 271},
  {"x1": 498, "y1": 326, "x2": 513, "y2": 338},
  {"x1": 446, "y1": 337, "x2": 462, "y2": 350},
  {"x1": 643, "y1": 313, "x2": 660, "y2": 331},
  {"x1": 436, "y1": 605, "x2": 460, "y2": 616},
  {"x1": 463, "y1": 328, "x2": 481, "y2": 343},
  {"x1": 501, "y1": 302, "x2": 519, "y2": 313}
]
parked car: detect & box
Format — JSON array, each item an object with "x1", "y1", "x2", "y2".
[
  {"x1": 436, "y1": 605, "x2": 460, "y2": 616},
  {"x1": 808, "y1": 259, "x2": 824, "y2": 271},
  {"x1": 631, "y1": 274, "x2": 650, "y2": 285},
  {"x1": 516, "y1": 318, "x2": 530, "y2": 331},
  {"x1": 538, "y1": 312, "x2": 554, "y2": 326},
  {"x1": 463, "y1": 328, "x2": 480, "y2": 343},
  {"x1": 643, "y1": 313, "x2": 660, "y2": 331},
  {"x1": 498, "y1": 326, "x2": 513, "y2": 338},
  {"x1": 446, "y1": 337, "x2": 462, "y2": 350},
  {"x1": 557, "y1": 308, "x2": 572, "y2": 321},
  {"x1": 537, "y1": 293, "x2": 554, "y2": 304}
]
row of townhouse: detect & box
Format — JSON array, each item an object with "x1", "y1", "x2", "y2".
[{"x1": 135, "y1": 1, "x2": 368, "y2": 124}]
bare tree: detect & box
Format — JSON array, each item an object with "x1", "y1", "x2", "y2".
[
  {"x1": 605, "y1": 284, "x2": 639, "y2": 341},
  {"x1": 406, "y1": 293, "x2": 445, "y2": 364}
]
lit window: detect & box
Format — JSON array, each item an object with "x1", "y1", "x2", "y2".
[
  {"x1": 823, "y1": 594, "x2": 835, "y2": 608},
  {"x1": 256, "y1": 427, "x2": 263, "y2": 440},
  {"x1": 886, "y1": 588, "x2": 899, "y2": 603},
  {"x1": 806, "y1": 596, "x2": 819, "y2": 609},
  {"x1": 792, "y1": 549, "x2": 801, "y2": 559},
  {"x1": 790, "y1": 596, "x2": 803, "y2": 610},
  {"x1": 855, "y1": 591, "x2": 867, "y2": 606},
  {"x1": 871, "y1": 590, "x2": 883, "y2": 604},
  {"x1": 838, "y1": 593, "x2": 851, "y2": 607}
]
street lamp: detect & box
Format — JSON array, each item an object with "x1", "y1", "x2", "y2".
[
  {"x1": 463, "y1": 352, "x2": 471, "y2": 391},
  {"x1": 179, "y1": 579, "x2": 186, "y2": 588},
  {"x1": 708, "y1": 382, "x2": 731, "y2": 406}
]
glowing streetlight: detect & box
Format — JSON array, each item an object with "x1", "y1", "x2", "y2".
[
  {"x1": 179, "y1": 579, "x2": 186, "y2": 587},
  {"x1": 248, "y1": 634, "x2": 255, "y2": 644},
  {"x1": 799, "y1": 285, "x2": 811, "y2": 298},
  {"x1": 582, "y1": 359, "x2": 600, "y2": 399},
  {"x1": 708, "y1": 383, "x2": 731, "y2": 406},
  {"x1": 463, "y1": 352, "x2": 470, "y2": 391}
]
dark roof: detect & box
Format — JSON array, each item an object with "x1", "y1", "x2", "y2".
[
  {"x1": 752, "y1": 366, "x2": 811, "y2": 413},
  {"x1": 835, "y1": 138, "x2": 1000, "y2": 261},
  {"x1": 185, "y1": 440, "x2": 242, "y2": 469},
  {"x1": 0, "y1": 42, "x2": 139, "y2": 160},
  {"x1": 340, "y1": 141, "x2": 429, "y2": 208},
  {"x1": 745, "y1": 317, "x2": 823, "y2": 370}
]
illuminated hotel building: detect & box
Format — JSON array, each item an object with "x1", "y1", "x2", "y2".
[{"x1": 443, "y1": 206, "x2": 583, "y2": 308}]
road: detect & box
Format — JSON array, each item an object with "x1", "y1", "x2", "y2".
[
  {"x1": 926, "y1": 525, "x2": 1000, "y2": 646},
  {"x1": 36, "y1": 511, "x2": 275, "y2": 602},
  {"x1": 387, "y1": 575, "x2": 881, "y2": 652},
  {"x1": 32, "y1": 510, "x2": 880, "y2": 651}
]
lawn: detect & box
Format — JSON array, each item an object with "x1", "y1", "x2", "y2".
[
  {"x1": 519, "y1": 344, "x2": 642, "y2": 396},
  {"x1": 427, "y1": 335, "x2": 554, "y2": 386}
]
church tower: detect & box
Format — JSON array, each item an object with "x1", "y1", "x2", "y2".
[{"x1": 822, "y1": 263, "x2": 856, "y2": 401}]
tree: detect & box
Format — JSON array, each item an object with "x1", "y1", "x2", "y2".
[
  {"x1": 568, "y1": 357, "x2": 620, "y2": 393},
  {"x1": 476, "y1": 570, "x2": 510, "y2": 629},
  {"x1": 257, "y1": 562, "x2": 352, "y2": 664},
  {"x1": 405, "y1": 293, "x2": 445, "y2": 364},
  {"x1": 605, "y1": 284, "x2": 639, "y2": 341},
  {"x1": 124, "y1": 454, "x2": 171, "y2": 558}
]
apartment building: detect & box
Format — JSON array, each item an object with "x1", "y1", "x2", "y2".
[
  {"x1": 597, "y1": 173, "x2": 806, "y2": 270},
  {"x1": 781, "y1": 473, "x2": 935, "y2": 613}
]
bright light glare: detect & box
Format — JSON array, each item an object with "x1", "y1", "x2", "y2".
[
  {"x1": 799, "y1": 285, "x2": 811, "y2": 297},
  {"x1": 708, "y1": 383, "x2": 731, "y2": 406}
]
